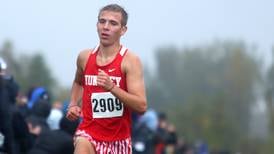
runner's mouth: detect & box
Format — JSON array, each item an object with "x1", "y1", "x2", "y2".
[{"x1": 101, "y1": 33, "x2": 110, "y2": 38}]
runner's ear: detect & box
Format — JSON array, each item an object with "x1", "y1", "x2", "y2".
[{"x1": 120, "y1": 26, "x2": 127, "y2": 36}]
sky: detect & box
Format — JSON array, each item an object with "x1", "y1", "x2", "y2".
[{"x1": 0, "y1": 0, "x2": 273, "y2": 86}]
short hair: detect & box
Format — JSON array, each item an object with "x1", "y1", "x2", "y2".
[{"x1": 98, "y1": 4, "x2": 128, "y2": 26}]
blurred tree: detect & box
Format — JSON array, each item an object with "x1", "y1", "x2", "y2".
[
  {"x1": 0, "y1": 41, "x2": 21, "y2": 76},
  {"x1": 147, "y1": 40, "x2": 262, "y2": 152},
  {"x1": 265, "y1": 46, "x2": 274, "y2": 153},
  {"x1": 25, "y1": 53, "x2": 56, "y2": 91},
  {"x1": 0, "y1": 41, "x2": 58, "y2": 99},
  {"x1": 265, "y1": 48, "x2": 274, "y2": 134},
  {"x1": 54, "y1": 86, "x2": 70, "y2": 102}
]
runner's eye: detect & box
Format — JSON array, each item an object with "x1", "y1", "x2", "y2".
[
  {"x1": 98, "y1": 19, "x2": 106, "y2": 24},
  {"x1": 110, "y1": 21, "x2": 118, "y2": 26}
]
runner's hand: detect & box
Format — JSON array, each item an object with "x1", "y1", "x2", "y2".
[
  {"x1": 97, "y1": 69, "x2": 115, "y2": 91},
  {"x1": 66, "y1": 105, "x2": 81, "y2": 121}
]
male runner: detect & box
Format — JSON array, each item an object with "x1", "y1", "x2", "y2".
[{"x1": 66, "y1": 4, "x2": 147, "y2": 154}]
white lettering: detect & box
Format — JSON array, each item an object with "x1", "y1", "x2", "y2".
[
  {"x1": 85, "y1": 75, "x2": 122, "y2": 87},
  {"x1": 85, "y1": 75, "x2": 97, "y2": 86},
  {"x1": 110, "y1": 76, "x2": 121, "y2": 87}
]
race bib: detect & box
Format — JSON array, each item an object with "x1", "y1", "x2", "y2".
[{"x1": 91, "y1": 92, "x2": 124, "y2": 118}]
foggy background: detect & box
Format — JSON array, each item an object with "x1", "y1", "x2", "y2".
[{"x1": 1, "y1": 0, "x2": 274, "y2": 153}]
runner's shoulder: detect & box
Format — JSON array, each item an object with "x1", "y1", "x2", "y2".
[
  {"x1": 124, "y1": 49, "x2": 140, "y2": 61},
  {"x1": 78, "y1": 48, "x2": 92, "y2": 58},
  {"x1": 123, "y1": 49, "x2": 142, "y2": 72},
  {"x1": 77, "y1": 48, "x2": 92, "y2": 68}
]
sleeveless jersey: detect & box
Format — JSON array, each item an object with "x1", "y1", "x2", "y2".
[{"x1": 77, "y1": 45, "x2": 132, "y2": 141}]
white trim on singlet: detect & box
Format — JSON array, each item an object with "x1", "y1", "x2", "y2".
[
  {"x1": 119, "y1": 46, "x2": 127, "y2": 56},
  {"x1": 92, "y1": 45, "x2": 100, "y2": 54}
]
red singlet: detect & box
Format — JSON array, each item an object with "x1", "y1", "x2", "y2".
[{"x1": 76, "y1": 45, "x2": 132, "y2": 141}]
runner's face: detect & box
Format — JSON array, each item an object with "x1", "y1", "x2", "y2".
[{"x1": 97, "y1": 11, "x2": 127, "y2": 46}]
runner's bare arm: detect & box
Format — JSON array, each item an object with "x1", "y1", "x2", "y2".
[
  {"x1": 69, "y1": 49, "x2": 91, "y2": 105},
  {"x1": 69, "y1": 52, "x2": 84, "y2": 106},
  {"x1": 110, "y1": 51, "x2": 147, "y2": 114},
  {"x1": 66, "y1": 50, "x2": 90, "y2": 120}
]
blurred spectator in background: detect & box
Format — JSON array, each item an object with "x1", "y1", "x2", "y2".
[
  {"x1": 25, "y1": 98, "x2": 51, "y2": 146},
  {"x1": 196, "y1": 140, "x2": 209, "y2": 154},
  {"x1": 138, "y1": 108, "x2": 158, "y2": 131},
  {"x1": 16, "y1": 93, "x2": 29, "y2": 118},
  {"x1": 61, "y1": 100, "x2": 70, "y2": 115},
  {"x1": 24, "y1": 88, "x2": 51, "y2": 151},
  {"x1": 155, "y1": 112, "x2": 169, "y2": 154},
  {"x1": 0, "y1": 57, "x2": 32, "y2": 154},
  {"x1": 175, "y1": 138, "x2": 194, "y2": 154},
  {"x1": 47, "y1": 101, "x2": 63, "y2": 130},
  {"x1": 165, "y1": 124, "x2": 178, "y2": 154},
  {"x1": 28, "y1": 116, "x2": 79, "y2": 154},
  {"x1": 132, "y1": 109, "x2": 158, "y2": 153},
  {"x1": 27, "y1": 87, "x2": 49, "y2": 110},
  {"x1": 0, "y1": 57, "x2": 20, "y2": 154}
]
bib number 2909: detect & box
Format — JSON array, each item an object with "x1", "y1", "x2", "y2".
[{"x1": 91, "y1": 92, "x2": 124, "y2": 118}]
